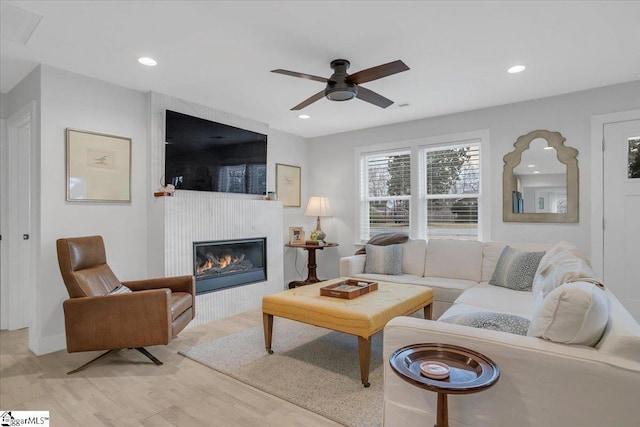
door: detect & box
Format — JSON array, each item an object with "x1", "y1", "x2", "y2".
[
  {"x1": 603, "y1": 119, "x2": 640, "y2": 321},
  {"x1": 4, "y1": 103, "x2": 35, "y2": 330}
]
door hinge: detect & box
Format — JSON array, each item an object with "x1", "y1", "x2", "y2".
[
  {"x1": 602, "y1": 218, "x2": 605, "y2": 230},
  {"x1": 602, "y1": 138, "x2": 605, "y2": 151}
]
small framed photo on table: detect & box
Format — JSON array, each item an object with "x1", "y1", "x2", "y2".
[{"x1": 289, "y1": 227, "x2": 305, "y2": 245}]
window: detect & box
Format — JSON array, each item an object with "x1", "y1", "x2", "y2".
[
  {"x1": 422, "y1": 142, "x2": 480, "y2": 240},
  {"x1": 357, "y1": 133, "x2": 485, "y2": 242},
  {"x1": 359, "y1": 150, "x2": 411, "y2": 241}
]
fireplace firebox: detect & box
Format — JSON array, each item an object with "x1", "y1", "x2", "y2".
[{"x1": 193, "y1": 238, "x2": 267, "y2": 294}]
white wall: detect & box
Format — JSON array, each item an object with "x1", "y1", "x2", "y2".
[
  {"x1": 9, "y1": 68, "x2": 310, "y2": 354},
  {"x1": 32, "y1": 65, "x2": 149, "y2": 354},
  {"x1": 308, "y1": 80, "x2": 640, "y2": 278},
  {"x1": 267, "y1": 128, "x2": 310, "y2": 284}
]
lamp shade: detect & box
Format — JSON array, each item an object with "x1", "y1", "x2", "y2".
[{"x1": 304, "y1": 196, "x2": 333, "y2": 217}]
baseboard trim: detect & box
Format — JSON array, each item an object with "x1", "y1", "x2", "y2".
[{"x1": 29, "y1": 332, "x2": 66, "y2": 356}]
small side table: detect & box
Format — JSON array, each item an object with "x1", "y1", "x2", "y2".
[
  {"x1": 389, "y1": 343, "x2": 499, "y2": 427},
  {"x1": 285, "y1": 243, "x2": 339, "y2": 288}
]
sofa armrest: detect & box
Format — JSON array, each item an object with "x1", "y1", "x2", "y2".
[
  {"x1": 383, "y1": 316, "x2": 640, "y2": 427},
  {"x1": 123, "y1": 275, "x2": 195, "y2": 295},
  {"x1": 63, "y1": 289, "x2": 172, "y2": 352},
  {"x1": 339, "y1": 254, "x2": 366, "y2": 277}
]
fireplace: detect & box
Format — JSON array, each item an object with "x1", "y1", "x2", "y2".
[{"x1": 193, "y1": 238, "x2": 267, "y2": 294}]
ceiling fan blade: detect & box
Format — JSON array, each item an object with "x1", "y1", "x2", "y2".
[
  {"x1": 291, "y1": 90, "x2": 325, "y2": 110},
  {"x1": 348, "y1": 60, "x2": 410, "y2": 85},
  {"x1": 271, "y1": 69, "x2": 329, "y2": 83},
  {"x1": 356, "y1": 86, "x2": 394, "y2": 108}
]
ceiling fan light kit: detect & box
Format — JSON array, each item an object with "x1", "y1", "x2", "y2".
[{"x1": 271, "y1": 59, "x2": 409, "y2": 110}]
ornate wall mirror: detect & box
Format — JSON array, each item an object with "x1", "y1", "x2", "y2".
[{"x1": 503, "y1": 130, "x2": 578, "y2": 223}]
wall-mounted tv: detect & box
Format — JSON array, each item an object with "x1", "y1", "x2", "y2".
[{"x1": 165, "y1": 110, "x2": 267, "y2": 195}]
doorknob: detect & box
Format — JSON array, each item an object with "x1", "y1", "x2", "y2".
[{"x1": 23, "y1": 234, "x2": 29, "y2": 240}]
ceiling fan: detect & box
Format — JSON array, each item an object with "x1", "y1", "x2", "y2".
[{"x1": 271, "y1": 59, "x2": 410, "y2": 110}]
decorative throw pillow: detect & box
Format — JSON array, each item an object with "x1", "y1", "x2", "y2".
[
  {"x1": 528, "y1": 281, "x2": 609, "y2": 346},
  {"x1": 440, "y1": 312, "x2": 531, "y2": 336},
  {"x1": 532, "y1": 244, "x2": 597, "y2": 298},
  {"x1": 109, "y1": 284, "x2": 133, "y2": 295},
  {"x1": 363, "y1": 244, "x2": 403, "y2": 275},
  {"x1": 489, "y1": 246, "x2": 545, "y2": 291}
]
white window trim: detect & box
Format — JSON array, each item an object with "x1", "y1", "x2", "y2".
[{"x1": 354, "y1": 130, "x2": 490, "y2": 243}]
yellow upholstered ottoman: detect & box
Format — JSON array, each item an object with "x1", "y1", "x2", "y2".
[{"x1": 262, "y1": 278, "x2": 434, "y2": 387}]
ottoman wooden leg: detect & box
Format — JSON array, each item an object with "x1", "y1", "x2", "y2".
[
  {"x1": 263, "y1": 313, "x2": 274, "y2": 354},
  {"x1": 424, "y1": 302, "x2": 433, "y2": 320},
  {"x1": 358, "y1": 336, "x2": 371, "y2": 387}
]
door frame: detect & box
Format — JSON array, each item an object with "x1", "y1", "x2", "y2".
[
  {"x1": 3, "y1": 101, "x2": 38, "y2": 331},
  {"x1": 0, "y1": 117, "x2": 7, "y2": 330},
  {"x1": 590, "y1": 108, "x2": 640, "y2": 278}
]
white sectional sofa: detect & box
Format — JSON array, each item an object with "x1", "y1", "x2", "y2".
[
  {"x1": 340, "y1": 239, "x2": 552, "y2": 319},
  {"x1": 340, "y1": 239, "x2": 640, "y2": 427}
]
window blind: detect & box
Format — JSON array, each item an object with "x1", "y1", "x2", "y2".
[
  {"x1": 360, "y1": 150, "x2": 411, "y2": 240},
  {"x1": 423, "y1": 142, "x2": 480, "y2": 240}
]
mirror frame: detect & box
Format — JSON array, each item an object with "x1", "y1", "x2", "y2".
[{"x1": 503, "y1": 130, "x2": 578, "y2": 223}]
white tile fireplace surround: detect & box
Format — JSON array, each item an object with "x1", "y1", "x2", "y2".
[{"x1": 164, "y1": 192, "x2": 284, "y2": 327}]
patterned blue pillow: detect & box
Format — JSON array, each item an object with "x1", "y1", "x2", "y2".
[
  {"x1": 441, "y1": 312, "x2": 531, "y2": 336},
  {"x1": 363, "y1": 244, "x2": 403, "y2": 275},
  {"x1": 489, "y1": 246, "x2": 545, "y2": 291}
]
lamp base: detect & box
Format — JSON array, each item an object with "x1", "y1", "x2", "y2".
[
  {"x1": 313, "y1": 229, "x2": 326, "y2": 242},
  {"x1": 311, "y1": 216, "x2": 326, "y2": 242}
]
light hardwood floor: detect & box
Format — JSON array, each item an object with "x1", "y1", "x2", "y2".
[{"x1": 0, "y1": 309, "x2": 341, "y2": 426}]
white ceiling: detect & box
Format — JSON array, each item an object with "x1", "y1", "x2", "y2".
[{"x1": 2, "y1": 1, "x2": 639, "y2": 138}]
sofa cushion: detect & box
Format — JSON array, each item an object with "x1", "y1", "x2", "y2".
[
  {"x1": 440, "y1": 311, "x2": 531, "y2": 336},
  {"x1": 528, "y1": 282, "x2": 609, "y2": 346},
  {"x1": 454, "y1": 282, "x2": 536, "y2": 317},
  {"x1": 351, "y1": 273, "x2": 474, "y2": 303},
  {"x1": 402, "y1": 239, "x2": 427, "y2": 277},
  {"x1": 364, "y1": 244, "x2": 403, "y2": 275},
  {"x1": 532, "y1": 243, "x2": 597, "y2": 298},
  {"x1": 424, "y1": 239, "x2": 483, "y2": 282},
  {"x1": 482, "y1": 241, "x2": 553, "y2": 282},
  {"x1": 489, "y1": 245, "x2": 545, "y2": 291}
]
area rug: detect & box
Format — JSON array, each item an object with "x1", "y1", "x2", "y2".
[{"x1": 179, "y1": 318, "x2": 383, "y2": 427}]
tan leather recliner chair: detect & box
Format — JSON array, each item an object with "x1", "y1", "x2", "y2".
[{"x1": 56, "y1": 235, "x2": 195, "y2": 374}]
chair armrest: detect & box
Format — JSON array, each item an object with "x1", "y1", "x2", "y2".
[
  {"x1": 63, "y1": 289, "x2": 172, "y2": 352},
  {"x1": 339, "y1": 254, "x2": 366, "y2": 276},
  {"x1": 123, "y1": 275, "x2": 195, "y2": 295}
]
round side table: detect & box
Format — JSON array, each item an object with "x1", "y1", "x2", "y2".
[
  {"x1": 389, "y1": 343, "x2": 499, "y2": 427},
  {"x1": 285, "y1": 243, "x2": 338, "y2": 288}
]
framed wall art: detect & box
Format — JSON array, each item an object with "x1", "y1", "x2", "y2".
[
  {"x1": 276, "y1": 163, "x2": 301, "y2": 207},
  {"x1": 66, "y1": 128, "x2": 132, "y2": 202}
]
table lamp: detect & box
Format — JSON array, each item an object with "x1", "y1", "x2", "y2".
[{"x1": 304, "y1": 196, "x2": 333, "y2": 242}]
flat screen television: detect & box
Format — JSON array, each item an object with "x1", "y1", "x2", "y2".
[{"x1": 165, "y1": 110, "x2": 267, "y2": 195}]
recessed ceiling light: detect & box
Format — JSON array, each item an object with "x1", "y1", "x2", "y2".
[
  {"x1": 527, "y1": 164, "x2": 535, "y2": 168},
  {"x1": 138, "y1": 57, "x2": 157, "y2": 67},
  {"x1": 298, "y1": 114, "x2": 310, "y2": 119},
  {"x1": 533, "y1": 171, "x2": 540, "y2": 174},
  {"x1": 507, "y1": 65, "x2": 526, "y2": 74},
  {"x1": 543, "y1": 146, "x2": 554, "y2": 150}
]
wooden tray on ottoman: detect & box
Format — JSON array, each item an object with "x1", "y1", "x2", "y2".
[{"x1": 320, "y1": 279, "x2": 378, "y2": 299}]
